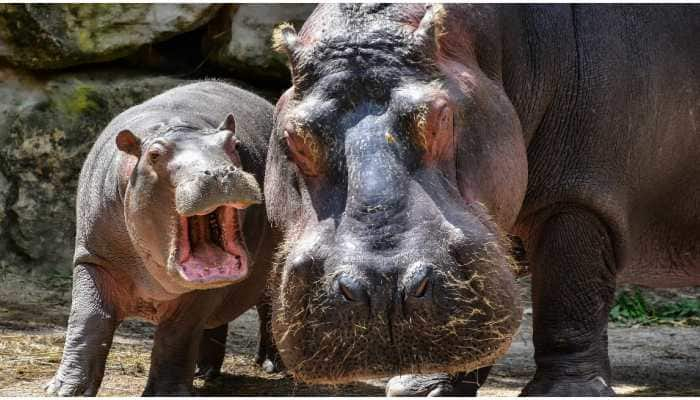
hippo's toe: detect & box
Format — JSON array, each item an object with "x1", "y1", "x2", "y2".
[
  {"x1": 386, "y1": 374, "x2": 459, "y2": 397},
  {"x1": 44, "y1": 375, "x2": 96, "y2": 397},
  {"x1": 521, "y1": 376, "x2": 615, "y2": 397}
]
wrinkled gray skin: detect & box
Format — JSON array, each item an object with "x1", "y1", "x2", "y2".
[
  {"x1": 266, "y1": 4, "x2": 700, "y2": 397},
  {"x1": 45, "y1": 81, "x2": 281, "y2": 396}
]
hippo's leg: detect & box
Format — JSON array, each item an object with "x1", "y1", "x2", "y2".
[
  {"x1": 522, "y1": 211, "x2": 616, "y2": 396},
  {"x1": 385, "y1": 367, "x2": 492, "y2": 396},
  {"x1": 143, "y1": 293, "x2": 218, "y2": 395},
  {"x1": 195, "y1": 323, "x2": 228, "y2": 380},
  {"x1": 45, "y1": 263, "x2": 120, "y2": 396},
  {"x1": 255, "y1": 299, "x2": 284, "y2": 373}
]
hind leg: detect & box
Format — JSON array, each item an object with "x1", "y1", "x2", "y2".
[
  {"x1": 255, "y1": 299, "x2": 284, "y2": 373},
  {"x1": 195, "y1": 323, "x2": 228, "y2": 380}
]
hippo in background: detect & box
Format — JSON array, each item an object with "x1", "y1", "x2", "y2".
[
  {"x1": 265, "y1": 3, "x2": 700, "y2": 397},
  {"x1": 45, "y1": 81, "x2": 281, "y2": 396}
]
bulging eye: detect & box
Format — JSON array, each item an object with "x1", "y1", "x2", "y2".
[
  {"x1": 148, "y1": 149, "x2": 161, "y2": 163},
  {"x1": 231, "y1": 137, "x2": 241, "y2": 150},
  {"x1": 147, "y1": 143, "x2": 167, "y2": 164},
  {"x1": 433, "y1": 99, "x2": 452, "y2": 133},
  {"x1": 415, "y1": 98, "x2": 454, "y2": 164},
  {"x1": 226, "y1": 134, "x2": 242, "y2": 165},
  {"x1": 283, "y1": 122, "x2": 322, "y2": 176}
]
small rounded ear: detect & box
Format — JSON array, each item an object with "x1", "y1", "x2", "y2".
[
  {"x1": 116, "y1": 129, "x2": 141, "y2": 158},
  {"x1": 412, "y1": 4, "x2": 446, "y2": 57},
  {"x1": 217, "y1": 113, "x2": 236, "y2": 133},
  {"x1": 272, "y1": 22, "x2": 298, "y2": 56}
]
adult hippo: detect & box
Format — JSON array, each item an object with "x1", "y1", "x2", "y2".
[
  {"x1": 265, "y1": 4, "x2": 699, "y2": 396},
  {"x1": 46, "y1": 81, "x2": 280, "y2": 395}
]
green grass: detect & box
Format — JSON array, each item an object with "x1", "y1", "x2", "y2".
[{"x1": 610, "y1": 288, "x2": 700, "y2": 326}]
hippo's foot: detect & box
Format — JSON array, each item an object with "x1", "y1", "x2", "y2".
[
  {"x1": 255, "y1": 351, "x2": 285, "y2": 374},
  {"x1": 385, "y1": 373, "x2": 472, "y2": 396},
  {"x1": 194, "y1": 364, "x2": 222, "y2": 381},
  {"x1": 44, "y1": 373, "x2": 98, "y2": 397},
  {"x1": 386, "y1": 374, "x2": 456, "y2": 396},
  {"x1": 521, "y1": 376, "x2": 615, "y2": 397},
  {"x1": 386, "y1": 367, "x2": 492, "y2": 397}
]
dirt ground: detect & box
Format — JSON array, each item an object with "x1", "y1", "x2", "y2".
[{"x1": 0, "y1": 268, "x2": 698, "y2": 396}]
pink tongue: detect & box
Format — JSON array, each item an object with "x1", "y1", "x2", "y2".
[{"x1": 180, "y1": 242, "x2": 241, "y2": 281}]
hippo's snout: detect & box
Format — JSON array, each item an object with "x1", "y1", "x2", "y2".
[
  {"x1": 175, "y1": 165, "x2": 261, "y2": 217},
  {"x1": 271, "y1": 221, "x2": 522, "y2": 383}
]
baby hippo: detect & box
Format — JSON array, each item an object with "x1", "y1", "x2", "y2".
[{"x1": 45, "y1": 81, "x2": 279, "y2": 395}]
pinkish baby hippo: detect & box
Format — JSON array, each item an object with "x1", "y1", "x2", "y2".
[{"x1": 45, "y1": 81, "x2": 280, "y2": 395}]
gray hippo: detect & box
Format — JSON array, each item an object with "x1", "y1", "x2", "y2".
[
  {"x1": 45, "y1": 81, "x2": 280, "y2": 395},
  {"x1": 264, "y1": 4, "x2": 700, "y2": 396}
]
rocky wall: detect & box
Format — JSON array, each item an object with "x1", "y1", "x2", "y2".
[{"x1": 0, "y1": 4, "x2": 314, "y2": 272}]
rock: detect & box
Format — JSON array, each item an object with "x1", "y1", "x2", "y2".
[
  {"x1": 0, "y1": 4, "x2": 221, "y2": 69},
  {"x1": 0, "y1": 67, "x2": 189, "y2": 271},
  {"x1": 205, "y1": 4, "x2": 316, "y2": 82},
  {"x1": 0, "y1": 172, "x2": 8, "y2": 226}
]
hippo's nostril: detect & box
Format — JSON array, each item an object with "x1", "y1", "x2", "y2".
[
  {"x1": 404, "y1": 263, "x2": 433, "y2": 300},
  {"x1": 413, "y1": 275, "x2": 430, "y2": 298},
  {"x1": 203, "y1": 170, "x2": 211, "y2": 176},
  {"x1": 339, "y1": 282, "x2": 356, "y2": 301},
  {"x1": 337, "y1": 275, "x2": 368, "y2": 303}
]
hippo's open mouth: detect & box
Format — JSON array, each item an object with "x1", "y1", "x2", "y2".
[{"x1": 175, "y1": 206, "x2": 248, "y2": 283}]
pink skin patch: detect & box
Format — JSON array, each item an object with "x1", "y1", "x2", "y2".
[{"x1": 175, "y1": 206, "x2": 248, "y2": 283}]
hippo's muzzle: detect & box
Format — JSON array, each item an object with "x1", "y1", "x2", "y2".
[
  {"x1": 169, "y1": 164, "x2": 261, "y2": 286},
  {"x1": 175, "y1": 165, "x2": 261, "y2": 217}
]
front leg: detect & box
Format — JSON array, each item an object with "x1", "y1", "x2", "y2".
[
  {"x1": 522, "y1": 210, "x2": 617, "y2": 396},
  {"x1": 143, "y1": 292, "x2": 219, "y2": 395},
  {"x1": 45, "y1": 263, "x2": 121, "y2": 396}
]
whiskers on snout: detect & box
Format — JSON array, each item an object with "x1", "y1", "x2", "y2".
[{"x1": 269, "y1": 230, "x2": 522, "y2": 384}]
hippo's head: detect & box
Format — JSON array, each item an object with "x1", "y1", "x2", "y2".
[
  {"x1": 116, "y1": 114, "x2": 262, "y2": 293},
  {"x1": 265, "y1": 5, "x2": 527, "y2": 383}
]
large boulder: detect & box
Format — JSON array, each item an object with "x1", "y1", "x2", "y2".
[
  {"x1": 205, "y1": 4, "x2": 316, "y2": 82},
  {"x1": 0, "y1": 4, "x2": 220, "y2": 69},
  {"x1": 0, "y1": 67, "x2": 189, "y2": 271}
]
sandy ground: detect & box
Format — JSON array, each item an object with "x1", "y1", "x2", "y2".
[{"x1": 0, "y1": 269, "x2": 698, "y2": 396}]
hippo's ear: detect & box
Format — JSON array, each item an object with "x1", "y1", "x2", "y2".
[
  {"x1": 116, "y1": 129, "x2": 141, "y2": 158},
  {"x1": 217, "y1": 113, "x2": 236, "y2": 133},
  {"x1": 412, "y1": 4, "x2": 446, "y2": 57},
  {"x1": 272, "y1": 22, "x2": 299, "y2": 56}
]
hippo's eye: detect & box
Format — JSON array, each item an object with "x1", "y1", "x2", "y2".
[
  {"x1": 414, "y1": 99, "x2": 454, "y2": 164},
  {"x1": 231, "y1": 136, "x2": 241, "y2": 150},
  {"x1": 147, "y1": 144, "x2": 167, "y2": 164},
  {"x1": 148, "y1": 150, "x2": 161, "y2": 164},
  {"x1": 284, "y1": 123, "x2": 322, "y2": 177}
]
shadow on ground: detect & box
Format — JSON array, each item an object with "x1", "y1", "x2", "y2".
[{"x1": 197, "y1": 373, "x2": 384, "y2": 396}]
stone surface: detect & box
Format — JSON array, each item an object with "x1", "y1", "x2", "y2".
[
  {"x1": 0, "y1": 67, "x2": 189, "y2": 271},
  {"x1": 0, "y1": 4, "x2": 221, "y2": 69},
  {"x1": 0, "y1": 172, "x2": 8, "y2": 230},
  {"x1": 206, "y1": 4, "x2": 316, "y2": 82}
]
